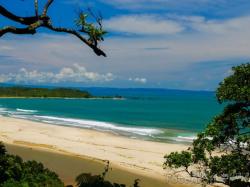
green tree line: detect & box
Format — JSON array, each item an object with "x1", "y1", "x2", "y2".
[{"x1": 0, "y1": 87, "x2": 93, "y2": 98}]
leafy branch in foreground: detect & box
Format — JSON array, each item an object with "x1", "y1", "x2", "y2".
[
  {"x1": 164, "y1": 63, "x2": 250, "y2": 186},
  {"x1": 0, "y1": 0, "x2": 107, "y2": 56}
]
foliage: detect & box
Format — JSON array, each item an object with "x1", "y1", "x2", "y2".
[
  {"x1": 75, "y1": 11, "x2": 107, "y2": 44},
  {"x1": 217, "y1": 63, "x2": 250, "y2": 103},
  {"x1": 0, "y1": 142, "x2": 64, "y2": 187},
  {"x1": 75, "y1": 161, "x2": 140, "y2": 187},
  {"x1": 0, "y1": 143, "x2": 6, "y2": 155},
  {"x1": 164, "y1": 63, "x2": 250, "y2": 186},
  {"x1": 0, "y1": 87, "x2": 93, "y2": 98},
  {"x1": 164, "y1": 151, "x2": 192, "y2": 169}
]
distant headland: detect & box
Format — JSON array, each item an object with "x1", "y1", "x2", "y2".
[{"x1": 0, "y1": 86, "x2": 122, "y2": 99}]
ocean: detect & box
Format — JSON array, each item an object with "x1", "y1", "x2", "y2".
[{"x1": 0, "y1": 88, "x2": 223, "y2": 143}]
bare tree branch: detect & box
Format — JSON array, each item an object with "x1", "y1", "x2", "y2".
[
  {"x1": 35, "y1": 0, "x2": 39, "y2": 17},
  {"x1": 0, "y1": 1, "x2": 106, "y2": 57},
  {"x1": 0, "y1": 26, "x2": 36, "y2": 37},
  {"x1": 0, "y1": 5, "x2": 39, "y2": 25},
  {"x1": 42, "y1": 0, "x2": 54, "y2": 16}
]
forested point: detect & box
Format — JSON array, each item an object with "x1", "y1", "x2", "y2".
[{"x1": 0, "y1": 87, "x2": 93, "y2": 98}]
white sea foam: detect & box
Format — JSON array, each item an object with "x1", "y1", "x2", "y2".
[
  {"x1": 0, "y1": 107, "x2": 10, "y2": 115},
  {"x1": 0, "y1": 107, "x2": 195, "y2": 142},
  {"x1": 0, "y1": 107, "x2": 35, "y2": 119},
  {"x1": 10, "y1": 115, "x2": 30, "y2": 119},
  {"x1": 16, "y1": 108, "x2": 37, "y2": 113},
  {"x1": 0, "y1": 107, "x2": 37, "y2": 116},
  {"x1": 0, "y1": 107, "x2": 8, "y2": 111},
  {"x1": 33, "y1": 115, "x2": 162, "y2": 136},
  {"x1": 174, "y1": 136, "x2": 197, "y2": 142}
]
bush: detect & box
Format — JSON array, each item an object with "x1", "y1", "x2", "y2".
[{"x1": 0, "y1": 142, "x2": 64, "y2": 187}]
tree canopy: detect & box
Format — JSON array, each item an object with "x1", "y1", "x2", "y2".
[
  {"x1": 0, "y1": 143, "x2": 64, "y2": 187},
  {"x1": 164, "y1": 63, "x2": 250, "y2": 186},
  {"x1": 0, "y1": 0, "x2": 107, "y2": 57}
]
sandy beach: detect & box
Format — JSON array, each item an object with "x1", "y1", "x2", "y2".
[{"x1": 0, "y1": 116, "x2": 197, "y2": 187}]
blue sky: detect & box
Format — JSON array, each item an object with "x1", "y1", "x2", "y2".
[{"x1": 0, "y1": 0, "x2": 250, "y2": 90}]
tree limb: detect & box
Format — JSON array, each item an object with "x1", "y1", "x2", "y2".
[
  {"x1": 0, "y1": 26, "x2": 36, "y2": 37},
  {"x1": 44, "y1": 23, "x2": 106, "y2": 57},
  {"x1": 43, "y1": 0, "x2": 54, "y2": 16},
  {"x1": 35, "y1": 0, "x2": 39, "y2": 17},
  {"x1": 0, "y1": 2, "x2": 106, "y2": 57},
  {"x1": 0, "y1": 5, "x2": 39, "y2": 25}
]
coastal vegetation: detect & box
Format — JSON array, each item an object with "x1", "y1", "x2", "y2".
[
  {"x1": 0, "y1": 87, "x2": 93, "y2": 98},
  {"x1": 0, "y1": 143, "x2": 64, "y2": 187},
  {"x1": 164, "y1": 63, "x2": 250, "y2": 186},
  {"x1": 0, "y1": 143, "x2": 139, "y2": 187}
]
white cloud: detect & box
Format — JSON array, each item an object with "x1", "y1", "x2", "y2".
[
  {"x1": 98, "y1": 0, "x2": 232, "y2": 11},
  {"x1": 105, "y1": 14, "x2": 250, "y2": 36},
  {"x1": 129, "y1": 77, "x2": 147, "y2": 84},
  {"x1": 191, "y1": 16, "x2": 250, "y2": 34},
  {"x1": 1, "y1": 14, "x2": 250, "y2": 89},
  {"x1": 0, "y1": 46, "x2": 13, "y2": 51},
  {"x1": 105, "y1": 15, "x2": 184, "y2": 35},
  {"x1": 0, "y1": 64, "x2": 115, "y2": 84},
  {"x1": 167, "y1": 14, "x2": 250, "y2": 35},
  {"x1": 99, "y1": 0, "x2": 188, "y2": 10}
]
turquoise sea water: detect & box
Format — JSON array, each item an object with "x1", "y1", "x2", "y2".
[{"x1": 0, "y1": 88, "x2": 223, "y2": 143}]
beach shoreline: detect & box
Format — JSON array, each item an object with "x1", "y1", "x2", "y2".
[{"x1": 0, "y1": 116, "x2": 197, "y2": 187}]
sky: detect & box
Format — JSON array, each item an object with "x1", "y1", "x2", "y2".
[{"x1": 0, "y1": 0, "x2": 250, "y2": 90}]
